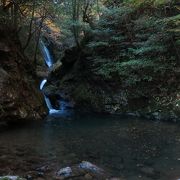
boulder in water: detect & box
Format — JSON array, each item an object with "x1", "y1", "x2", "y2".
[
  {"x1": 55, "y1": 161, "x2": 108, "y2": 179},
  {"x1": 78, "y1": 161, "x2": 104, "y2": 174},
  {"x1": 56, "y1": 167, "x2": 72, "y2": 178}
]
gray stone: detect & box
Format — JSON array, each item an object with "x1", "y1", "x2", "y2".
[
  {"x1": 78, "y1": 161, "x2": 104, "y2": 174},
  {"x1": 56, "y1": 167, "x2": 72, "y2": 177},
  {"x1": 0, "y1": 176, "x2": 26, "y2": 180}
]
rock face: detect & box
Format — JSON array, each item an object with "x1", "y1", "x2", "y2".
[{"x1": 0, "y1": 29, "x2": 47, "y2": 123}]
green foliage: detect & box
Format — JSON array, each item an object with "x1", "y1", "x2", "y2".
[
  {"x1": 51, "y1": 0, "x2": 102, "y2": 46},
  {"x1": 73, "y1": 83, "x2": 103, "y2": 109},
  {"x1": 124, "y1": 0, "x2": 174, "y2": 7},
  {"x1": 85, "y1": 0, "x2": 179, "y2": 88}
]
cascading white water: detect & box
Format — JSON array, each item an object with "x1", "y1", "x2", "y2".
[
  {"x1": 39, "y1": 40, "x2": 53, "y2": 68},
  {"x1": 53, "y1": 0, "x2": 58, "y2": 4},
  {"x1": 40, "y1": 79, "x2": 47, "y2": 90},
  {"x1": 39, "y1": 40, "x2": 68, "y2": 115},
  {"x1": 40, "y1": 79, "x2": 53, "y2": 111}
]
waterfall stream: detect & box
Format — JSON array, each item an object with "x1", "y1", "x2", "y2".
[
  {"x1": 39, "y1": 40, "x2": 67, "y2": 115},
  {"x1": 39, "y1": 40, "x2": 53, "y2": 68}
]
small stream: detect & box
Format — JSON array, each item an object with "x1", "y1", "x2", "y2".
[{"x1": 39, "y1": 40, "x2": 69, "y2": 115}]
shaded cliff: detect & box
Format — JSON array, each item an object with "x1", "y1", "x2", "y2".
[{"x1": 0, "y1": 29, "x2": 47, "y2": 123}]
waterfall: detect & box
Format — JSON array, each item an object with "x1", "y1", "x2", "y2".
[
  {"x1": 40, "y1": 79, "x2": 53, "y2": 111},
  {"x1": 40, "y1": 79, "x2": 47, "y2": 90},
  {"x1": 53, "y1": 0, "x2": 58, "y2": 4},
  {"x1": 39, "y1": 40, "x2": 68, "y2": 115},
  {"x1": 39, "y1": 40, "x2": 53, "y2": 68}
]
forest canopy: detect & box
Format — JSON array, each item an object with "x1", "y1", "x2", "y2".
[{"x1": 0, "y1": 0, "x2": 179, "y2": 115}]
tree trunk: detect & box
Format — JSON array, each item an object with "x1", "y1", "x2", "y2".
[
  {"x1": 23, "y1": 0, "x2": 36, "y2": 51},
  {"x1": 34, "y1": 17, "x2": 45, "y2": 67}
]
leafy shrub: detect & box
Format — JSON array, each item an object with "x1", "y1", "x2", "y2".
[{"x1": 85, "y1": 1, "x2": 179, "y2": 88}]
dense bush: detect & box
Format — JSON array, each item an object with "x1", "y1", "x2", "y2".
[{"x1": 85, "y1": 1, "x2": 179, "y2": 89}]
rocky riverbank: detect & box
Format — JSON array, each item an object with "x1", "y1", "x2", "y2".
[
  {"x1": 0, "y1": 161, "x2": 165, "y2": 180},
  {"x1": 0, "y1": 161, "x2": 122, "y2": 180}
]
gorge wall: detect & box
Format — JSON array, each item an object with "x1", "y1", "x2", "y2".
[{"x1": 0, "y1": 29, "x2": 47, "y2": 124}]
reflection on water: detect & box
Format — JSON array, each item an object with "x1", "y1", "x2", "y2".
[{"x1": 0, "y1": 113, "x2": 180, "y2": 179}]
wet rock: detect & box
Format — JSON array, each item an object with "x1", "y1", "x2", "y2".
[
  {"x1": 56, "y1": 167, "x2": 72, "y2": 178},
  {"x1": 55, "y1": 161, "x2": 108, "y2": 179},
  {"x1": 43, "y1": 85, "x2": 59, "y2": 97},
  {"x1": 26, "y1": 175, "x2": 33, "y2": 180},
  {"x1": 0, "y1": 176, "x2": 26, "y2": 180},
  {"x1": 152, "y1": 112, "x2": 161, "y2": 120},
  {"x1": 36, "y1": 165, "x2": 50, "y2": 172},
  {"x1": 51, "y1": 60, "x2": 62, "y2": 75},
  {"x1": 78, "y1": 161, "x2": 104, "y2": 174},
  {"x1": 36, "y1": 66, "x2": 49, "y2": 79},
  {"x1": 169, "y1": 111, "x2": 179, "y2": 122},
  {"x1": 127, "y1": 112, "x2": 140, "y2": 117},
  {"x1": 25, "y1": 171, "x2": 38, "y2": 180},
  {"x1": 37, "y1": 172, "x2": 44, "y2": 177},
  {"x1": 70, "y1": 165, "x2": 86, "y2": 177}
]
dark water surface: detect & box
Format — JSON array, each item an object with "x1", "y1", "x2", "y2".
[{"x1": 0, "y1": 113, "x2": 180, "y2": 180}]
